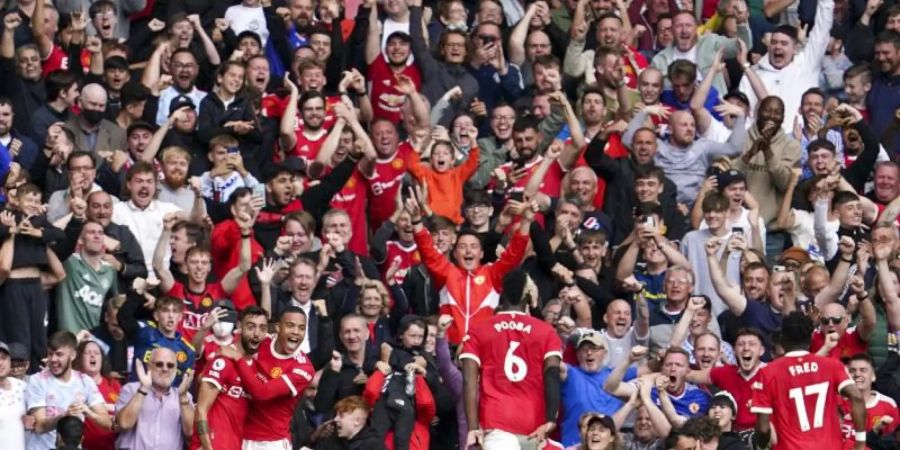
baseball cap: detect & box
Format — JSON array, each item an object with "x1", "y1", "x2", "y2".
[
  {"x1": 780, "y1": 247, "x2": 811, "y2": 266},
  {"x1": 576, "y1": 331, "x2": 607, "y2": 349},
  {"x1": 711, "y1": 391, "x2": 738, "y2": 415},
  {"x1": 582, "y1": 412, "x2": 616, "y2": 433},
  {"x1": 8, "y1": 342, "x2": 28, "y2": 361},
  {"x1": 127, "y1": 121, "x2": 156, "y2": 136},
  {"x1": 169, "y1": 95, "x2": 196, "y2": 115},
  {"x1": 213, "y1": 299, "x2": 238, "y2": 324},
  {"x1": 716, "y1": 169, "x2": 746, "y2": 191},
  {"x1": 0, "y1": 342, "x2": 9, "y2": 356}
]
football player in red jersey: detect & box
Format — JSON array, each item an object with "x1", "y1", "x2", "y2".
[
  {"x1": 839, "y1": 354, "x2": 900, "y2": 448},
  {"x1": 461, "y1": 269, "x2": 563, "y2": 449},
  {"x1": 219, "y1": 302, "x2": 333, "y2": 450},
  {"x1": 191, "y1": 306, "x2": 268, "y2": 450},
  {"x1": 751, "y1": 312, "x2": 867, "y2": 450}
]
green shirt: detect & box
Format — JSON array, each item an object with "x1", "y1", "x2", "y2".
[{"x1": 56, "y1": 254, "x2": 118, "y2": 333}]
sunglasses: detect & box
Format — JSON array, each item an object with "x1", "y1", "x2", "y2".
[
  {"x1": 153, "y1": 362, "x2": 177, "y2": 369},
  {"x1": 820, "y1": 316, "x2": 843, "y2": 326}
]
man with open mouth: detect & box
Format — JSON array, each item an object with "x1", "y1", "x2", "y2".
[
  {"x1": 191, "y1": 306, "x2": 269, "y2": 450},
  {"x1": 686, "y1": 328, "x2": 767, "y2": 434}
]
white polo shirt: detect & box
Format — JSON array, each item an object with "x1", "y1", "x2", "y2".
[{"x1": 112, "y1": 199, "x2": 183, "y2": 276}]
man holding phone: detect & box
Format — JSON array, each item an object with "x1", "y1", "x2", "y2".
[{"x1": 468, "y1": 22, "x2": 525, "y2": 112}]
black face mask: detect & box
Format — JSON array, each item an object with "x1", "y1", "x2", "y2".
[{"x1": 81, "y1": 109, "x2": 105, "y2": 125}]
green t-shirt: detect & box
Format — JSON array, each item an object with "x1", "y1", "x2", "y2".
[{"x1": 56, "y1": 254, "x2": 118, "y2": 333}]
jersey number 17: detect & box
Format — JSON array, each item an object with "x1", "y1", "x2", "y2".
[{"x1": 788, "y1": 382, "x2": 829, "y2": 432}]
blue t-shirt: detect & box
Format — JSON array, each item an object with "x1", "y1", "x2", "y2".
[
  {"x1": 650, "y1": 382, "x2": 711, "y2": 418},
  {"x1": 131, "y1": 322, "x2": 196, "y2": 386},
  {"x1": 560, "y1": 364, "x2": 638, "y2": 446},
  {"x1": 740, "y1": 300, "x2": 782, "y2": 334}
]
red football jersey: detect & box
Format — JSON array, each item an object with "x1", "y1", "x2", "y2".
[
  {"x1": 166, "y1": 281, "x2": 229, "y2": 343},
  {"x1": 364, "y1": 143, "x2": 411, "y2": 228},
  {"x1": 82, "y1": 376, "x2": 120, "y2": 450},
  {"x1": 239, "y1": 336, "x2": 315, "y2": 441},
  {"x1": 459, "y1": 311, "x2": 563, "y2": 435},
  {"x1": 194, "y1": 334, "x2": 232, "y2": 381},
  {"x1": 840, "y1": 392, "x2": 900, "y2": 449},
  {"x1": 487, "y1": 155, "x2": 566, "y2": 200},
  {"x1": 382, "y1": 240, "x2": 419, "y2": 284},
  {"x1": 328, "y1": 169, "x2": 369, "y2": 256},
  {"x1": 750, "y1": 351, "x2": 854, "y2": 450},
  {"x1": 283, "y1": 126, "x2": 328, "y2": 165},
  {"x1": 368, "y1": 56, "x2": 422, "y2": 124},
  {"x1": 710, "y1": 363, "x2": 765, "y2": 431},
  {"x1": 809, "y1": 328, "x2": 869, "y2": 361},
  {"x1": 42, "y1": 44, "x2": 69, "y2": 78},
  {"x1": 188, "y1": 355, "x2": 249, "y2": 450}
]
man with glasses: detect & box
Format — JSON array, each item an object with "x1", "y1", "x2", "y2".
[
  {"x1": 118, "y1": 296, "x2": 196, "y2": 386},
  {"x1": 46, "y1": 151, "x2": 103, "y2": 223},
  {"x1": 473, "y1": 104, "x2": 516, "y2": 188},
  {"x1": 810, "y1": 298, "x2": 875, "y2": 360},
  {"x1": 8, "y1": 342, "x2": 30, "y2": 380},
  {"x1": 115, "y1": 348, "x2": 194, "y2": 450}
]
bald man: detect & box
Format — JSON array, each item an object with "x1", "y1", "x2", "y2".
[
  {"x1": 624, "y1": 105, "x2": 748, "y2": 205},
  {"x1": 116, "y1": 347, "x2": 194, "y2": 450},
  {"x1": 810, "y1": 300, "x2": 876, "y2": 360},
  {"x1": 65, "y1": 83, "x2": 126, "y2": 153}
]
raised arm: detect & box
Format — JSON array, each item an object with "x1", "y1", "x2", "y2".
[
  {"x1": 1, "y1": 13, "x2": 20, "y2": 59},
  {"x1": 152, "y1": 216, "x2": 179, "y2": 293},
  {"x1": 690, "y1": 49, "x2": 725, "y2": 134},
  {"x1": 813, "y1": 237, "x2": 855, "y2": 308},
  {"x1": 874, "y1": 241, "x2": 900, "y2": 331},
  {"x1": 141, "y1": 41, "x2": 170, "y2": 91},
  {"x1": 775, "y1": 169, "x2": 802, "y2": 231},
  {"x1": 188, "y1": 14, "x2": 221, "y2": 66},
  {"x1": 31, "y1": 0, "x2": 52, "y2": 58},
  {"x1": 603, "y1": 346, "x2": 645, "y2": 398},
  {"x1": 736, "y1": 40, "x2": 768, "y2": 101},
  {"x1": 220, "y1": 213, "x2": 254, "y2": 293},
  {"x1": 364, "y1": 3, "x2": 382, "y2": 66},
  {"x1": 656, "y1": 375, "x2": 688, "y2": 427},
  {"x1": 670, "y1": 296, "x2": 705, "y2": 347},
  {"x1": 638, "y1": 377, "x2": 673, "y2": 437},
  {"x1": 278, "y1": 76, "x2": 300, "y2": 155},
  {"x1": 705, "y1": 238, "x2": 748, "y2": 316}
]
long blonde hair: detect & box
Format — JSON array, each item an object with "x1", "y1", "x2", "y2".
[{"x1": 358, "y1": 279, "x2": 391, "y2": 317}]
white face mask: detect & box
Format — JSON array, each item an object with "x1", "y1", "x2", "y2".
[{"x1": 212, "y1": 321, "x2": 235, "y2": 338}]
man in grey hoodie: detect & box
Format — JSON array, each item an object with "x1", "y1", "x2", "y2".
[{"x1": 623, "y1": 105, "x2": 748, "y2": 206}]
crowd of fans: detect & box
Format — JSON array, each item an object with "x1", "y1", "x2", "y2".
[{"x1": 0, "y1": 0, "x2": 897, "y2": 448}]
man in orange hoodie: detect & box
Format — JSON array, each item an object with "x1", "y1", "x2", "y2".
[{"x1": 405, "y1": 187, "x2": 534, "y2": 345}]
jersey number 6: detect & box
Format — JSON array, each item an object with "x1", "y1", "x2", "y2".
[{"x1": 504, "y1": 341, "x2": 528, "y2": 382}]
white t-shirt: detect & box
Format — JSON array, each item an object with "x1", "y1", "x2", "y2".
[
  {"x1": 25, "y1": 370, "x2": 104, "y2": 450},
  {"x1": 602, "y1": 327, "x2": 649, "y2": 369},
  {"x1": 0, "y1": 377, "x2": 27, "y2": 450},
  {"x1": 225, "y1": 4, "x2": 270, "y2": 46},
  {"x1": 112, "y1": 200, "x2": 184, "y2": 275},
  {"x1": 700, "y1": 207, "x2": 767, "y2": 250},
  {"x1": 789, "y1": 209, "x2": 825, "y2": 262}
]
